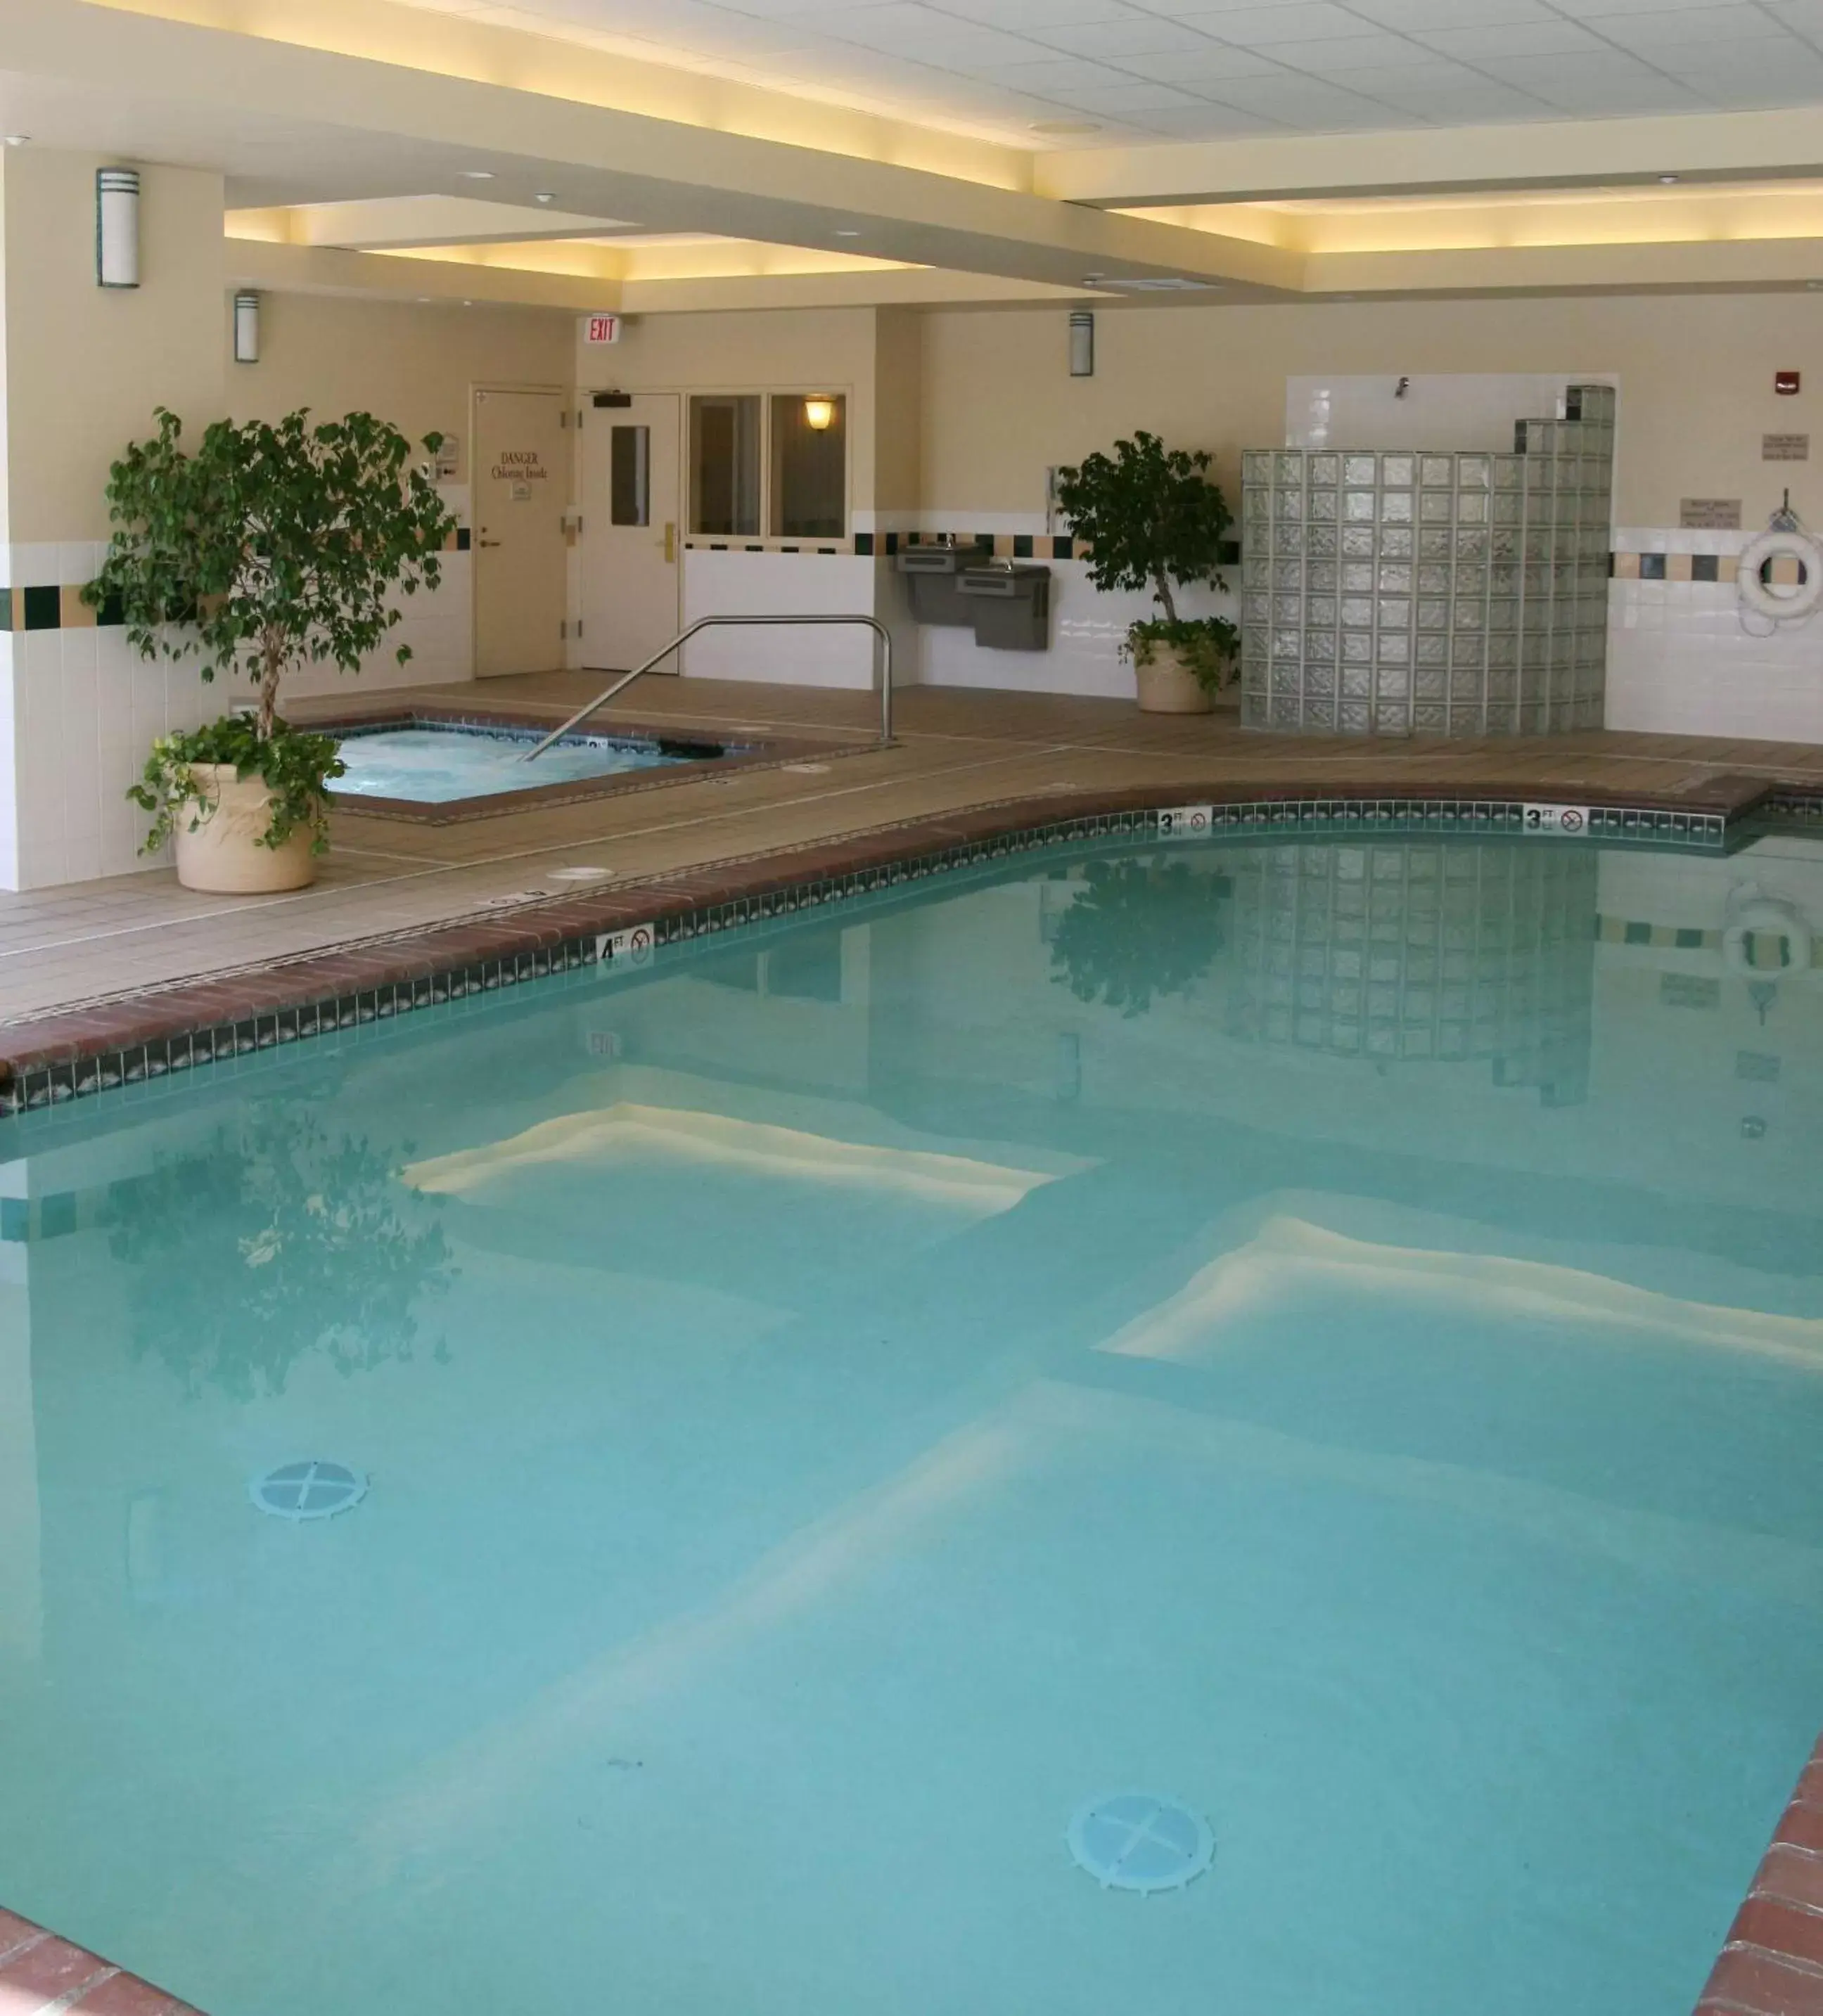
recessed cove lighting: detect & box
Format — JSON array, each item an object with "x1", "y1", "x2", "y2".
[
  {"x1": 1031, "y1": 120, "x2": 1101, "y2": 135},
  {"x1": 459, "y1": 169, "x2": 495, "y2": 180}
]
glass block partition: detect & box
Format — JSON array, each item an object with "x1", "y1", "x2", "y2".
[
  {"x1": 1239, "y1": 383, "x2": 1615, "y2": 736},
  {"x1": 1224, "y1": 839, "x2": 1597, "y2": 1103}
]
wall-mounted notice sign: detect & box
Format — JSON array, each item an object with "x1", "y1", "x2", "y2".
[
  {"x1": 433, "y1": 434, "x2": 459, "y2": 480},
  {"x1": 1764, "y1": 432, "x2": 1810, "y2": 461},
  {"x1": 1680, "y1": 499, "x2": 1743, "y2": 529},
  {"x1": 584, "y1": 313, "x2": 622, "y2": 346}
]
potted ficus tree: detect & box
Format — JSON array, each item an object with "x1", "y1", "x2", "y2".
[
  {"x1": 1054, "y1": 430, "x2": 1239, "y2": 715},
  {"x1": 87, "y1": 407, "x2": 454, "y2": 893},
  {"x1": 1050, "y1": 856, "x2": 1228, "y2": 1017}
]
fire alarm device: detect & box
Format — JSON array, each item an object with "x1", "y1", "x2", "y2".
[{"x1": 1777, "y1": 370, "x2": 1802, "y2": 395}]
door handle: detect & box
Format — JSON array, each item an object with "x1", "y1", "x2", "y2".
[
  {"x1": 476, "y1": 536, "x2": 503, "y2": 548},
  {"x1": 663, "y1": 521, "x2": 677, "y2": 563}
]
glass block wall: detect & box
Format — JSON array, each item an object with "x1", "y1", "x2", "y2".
[
  {"x1": 1239, "y1": 383, "x2": 1615, "y2": 736},
  {"x1": 1225, "y1": 840, "x2": 1597, "y2": 1103}
]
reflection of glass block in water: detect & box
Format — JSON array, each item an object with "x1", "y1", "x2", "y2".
[
  {"x1": 1342, "y1": 527, "x2": 1374, "y2": 556},
  {"x1": 1381, "y1": 526, "x2": 1414, "y2": 558}
]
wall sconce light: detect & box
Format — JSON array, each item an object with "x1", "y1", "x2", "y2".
[
  {"x1": 233, "y1": 290, "x2": 261, "y2": 364},
  {"x1": 96, "y1": 167, "x2": 139, "y2": 289},
  {"x1": 1068, "y1": 309, "x2": 1094, "y2": 378},
  {"x1": 803, "y1": 395, "x2": 836, "y2": 432}
]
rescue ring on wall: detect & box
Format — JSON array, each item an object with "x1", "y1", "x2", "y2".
[
  {"x1": 1723, "y1": 890, "x2": 1814, "y2": 975},
  {"x1": 1736, "y1": 529, "x2": 1823, "y2": 623}
]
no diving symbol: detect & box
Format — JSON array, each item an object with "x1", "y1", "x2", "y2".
[
  {"x1": 596, "y1": 922, "x2": 658, "y2": 971},
  {"x1": 1158, "y1": 804, "x2": 1214, "y2": 840},
  {"x1": 1559, "y1": 809, "x2": 1586, "y2": 835}
]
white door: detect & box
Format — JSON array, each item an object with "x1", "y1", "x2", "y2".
[
  {"x1": 580, "y1": 393, "x2": 682, "y2": 672},
  {"x1": 473, "y1": 387, "x2": 568, "y2": 677}
]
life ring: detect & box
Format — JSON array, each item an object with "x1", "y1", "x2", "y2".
[
  {"x1": 1723, "y1": 893, "x2": 1814, "y2": 975},
  {"x1": 1736, "y1": 528, "x2": 1823, "y2": 622}
]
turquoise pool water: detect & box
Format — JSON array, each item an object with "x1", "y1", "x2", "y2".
[
  {"x1": 2, "y1": 829, "x2": 1822, "y2": 2015},
  {"x1": 331, "y1": 724, "x2": 719, "y2": 802}
]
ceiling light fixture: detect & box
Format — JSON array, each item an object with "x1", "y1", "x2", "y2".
[
  {"x1": 833, "y1": 228, "x2": 862, "y2": 237},
  {"x1": 803, "y1": 395, "x2": 837, "y2": 431},
  {"x1": 535, "y1": 191, "x2": 556, "y2": 204},
  {"x1": 3, "y1": 134, "x2": 29, "y2": 147},
  {"x1": 1658, "y1": 173, "x2": 1680, "y2": 184},
  {"x1": 459, "y1": 169, "x2": 495, "y2": 180}
]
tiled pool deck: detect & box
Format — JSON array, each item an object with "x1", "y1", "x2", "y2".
[{"x1": 5, "y1": 672, "x2": 1823, "y2": 2010}]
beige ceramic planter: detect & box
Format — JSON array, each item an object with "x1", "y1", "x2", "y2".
[
  {"x1": 1133, "y1": 643, "x2": 1215, "y2": 715},
  {"x1": 173, "y1": 764, "x2": 319, "y2": 894}
]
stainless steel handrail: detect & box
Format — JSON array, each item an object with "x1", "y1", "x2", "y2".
[{"x1": 522, "y1": 613, "x2": 893, "y2": 762}]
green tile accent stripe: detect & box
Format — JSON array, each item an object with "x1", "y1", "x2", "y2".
[{"x1": 1595, "y1": 914, "x2": 1823, "y2": 967}]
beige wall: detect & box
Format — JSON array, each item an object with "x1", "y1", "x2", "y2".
[
  {"x1": 578, "y1": 306, "x2": 882, "y2": 511},
  {"x1": 1, "y1": 149, "x2": 226, "y2": 544},
  {"x1": 919, "y1": 293, "x2": 1823, "y2": 529},
  {"x1": 873, "y1": 307, "x2": 922, "y2": 515},
  {"x1": 229, "y1": 291, "x2": 574, "y2": 482}
]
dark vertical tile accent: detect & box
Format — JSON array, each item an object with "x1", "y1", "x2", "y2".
[
  {"x1": 22, "y1": 586, "x2": 60, "y2": 631},
  {"x1": 1013, "y1": 534, "x2": 1033, "y2": 558},
  {"x1": 1051, "y1": 536, "x2": 1075, "y2": 560},
  {"x1": 854, "y1": 532, "x2": 875, "y2": 557},
  {"x1": 0, "y1": 589, "x2": 11, "y2": 631},
  {"x1": 1692, "y1": 554, "x2": 1720, "y2": 583},
  {"x1": 1639, "y1": 553, "x2": 1667, "y2": 581},
  {"x1": 456, "y1": 527, "x2": 472, "y2": 551}
]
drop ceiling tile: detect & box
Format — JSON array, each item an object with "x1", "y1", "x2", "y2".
[
  {"x1": 1596, "y1": 4, "x2": 1792, "y2": 41},
  {"x1": 1416, "y1": 18, "x2": 1612, "y2": 55},
  {"x1": 1115, "y1": 44, "x2": 1291, "y2": 77},
  {"x1": 1051, "y1": 76, "x2": 1224, "y2": 105},
  {"x1": 935, "y1": 0, "x2": 1140, "y2": 24},
  {"x1": 1765, "y1": 0, "x2": 1823, "y2": 32},
  {"x1": 1205, "y1": 72, "x2": 1414, "y2": 117},
  {"x1": 1329, "y1": 58, "x2": 1542, "y2": 97},
  {"x1": 1149, "y1": 2, "x2": 1375, "y2": 37},
  {"x1": 982, "y1": 53, "x2": 1140, "y2": 86},
  {"x1": 1648, "y1": 34, "x2": 1823, "y2": 73},
  {"x1": 1342, "y1": 0, "x2": 1559, "y2": 24},
  {"x1": 1252, "y1": 30, "x2": 1435, "y2": 70},
  {"x1": 1131, "y1": 104, "x2": 1293, "y2": 131},
  {"x1": 1033, "y1": 15, "x2": 1238, "y2": 54},
  {"x1": 786, "y1": 3, "x2": 1041, "y2": 58}
]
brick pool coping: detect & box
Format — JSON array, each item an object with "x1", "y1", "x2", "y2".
[
  {"x1": 0, "y1": 1907, "x2": 203, "y2": 2014},
  {"x1": 0, "y1": 766, "x2": 1819, "y2": 2010},
  {"x1": 0, "y1": 771, "x2": 1793, "y2": 1112},
  {"x1": 1698, "y1": 1738, "x2": 1823, "y2": 2015},
  {"x1": 316, "y1": 701, "x2": 869, "y2": 823}
]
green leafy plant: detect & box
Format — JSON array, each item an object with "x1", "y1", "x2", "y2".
[
  {"x1": 1128, "y1": 615, "x2": 1240, "y2": 693},
  {"x1": 87, "y1": 407, "x2": 454, "y2": 851},
  {"x1": 1055, "y1": 430, "x2": 1238, "y2": 691},
  {"x1": 105, "y1": 1105, "x2": 454, "y2": 1401},
  {"x1": 1050, "y1": 855, "x2": 1228, "y2": 1017},
  {"x1": 131, "y1": 712, "x2": 347, "y2": 857}
]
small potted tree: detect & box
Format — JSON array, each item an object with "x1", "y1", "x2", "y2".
[
  {"x1": 88, "y1": 407, "x2": 454, "y2": 893},
  {"x1": 1050, "y1": 856, "x2": 1228, "y2": 1016},
  {"x1": 1055, "y1": 430, "x2": 1238, "y2": 714}
]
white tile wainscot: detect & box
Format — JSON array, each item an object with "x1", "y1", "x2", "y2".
[
  {"x1": 1606, "y1": 527, "x2": 1823, "y2": 744},
  {"x1": 679, "y1": 550, "x2": 881, "y2": 689}
]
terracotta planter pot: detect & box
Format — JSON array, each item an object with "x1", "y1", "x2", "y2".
[
  {"x1": 173, "y1": 764, "x2": 319, "y2": 894},
  {"x1": 1133, "y1": 643, "x2": 1215, "y2": 715}
]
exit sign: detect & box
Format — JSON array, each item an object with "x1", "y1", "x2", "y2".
[{"x1": 584, "y1": 313, "x2": 622, "y2": 346}]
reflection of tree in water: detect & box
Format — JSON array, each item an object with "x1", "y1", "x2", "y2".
[
  {"x1": 106, "y1": 1106, "x2": 454, "y2": 1399},
  {"x1": 1049, "y1": 856, "x2": 1227, "y2": 1018}
]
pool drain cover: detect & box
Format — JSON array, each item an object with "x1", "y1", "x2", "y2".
[
  {"x1": 248, "y1": 1460, "x2": 368, "y2": 1523},
  {"x1": 1067, "y1": 1794, "x2": 1214, "y2": 1895}
]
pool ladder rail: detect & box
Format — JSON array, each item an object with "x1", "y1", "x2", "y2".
[{"x1": 521, "y1": 613, "x2": 895, "y2": 762}]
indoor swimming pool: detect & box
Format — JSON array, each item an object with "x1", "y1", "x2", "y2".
[{"x1": 1, "y1": 825, "x2": 1820, "y2": 2016}]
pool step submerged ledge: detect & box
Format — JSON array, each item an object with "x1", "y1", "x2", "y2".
[
  {"x1": 0, "y1": 1907, "x2": 205, "y2": 2015},
  {"x1": 0, "y1": 773, "x2": 1779, "y2": 1116}
]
